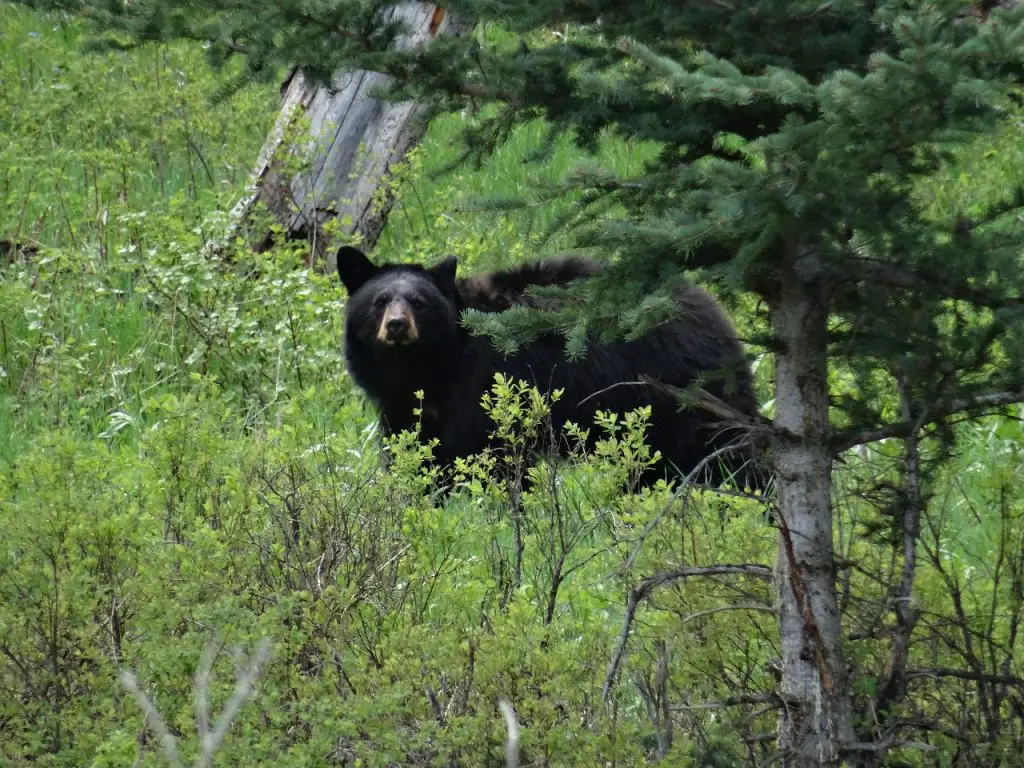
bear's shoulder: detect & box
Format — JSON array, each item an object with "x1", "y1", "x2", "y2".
[{"x1": 457, "y1": 255, "x2": 600, "y2": 312}]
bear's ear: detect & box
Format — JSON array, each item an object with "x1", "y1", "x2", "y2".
[
  {"x1": 429, "y1": 255, "x2": 458, "y2": 292},
  {"x1": 336, "y1": 246, "x2": 378, "y2": 293}
]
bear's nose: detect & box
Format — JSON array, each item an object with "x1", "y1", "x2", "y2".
[{"x1": 386, "y1": 317, "x2": 408, "y2": 339}]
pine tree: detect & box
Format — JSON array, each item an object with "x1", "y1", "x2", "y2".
[{"x1": 28, "y1": 0, "x2": 1024, "y2": 764}]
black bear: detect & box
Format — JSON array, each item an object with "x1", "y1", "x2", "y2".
[{"x1": 336, "y1": 245, "x2": 766, "y2": 491}]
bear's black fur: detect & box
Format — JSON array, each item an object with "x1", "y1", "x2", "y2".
[
  {"x1": 336, "y1": 245, "x2": 766, "y2": 491},
  {"x1": 455, "y1": 254, "x2": 601, "y2": 311}
]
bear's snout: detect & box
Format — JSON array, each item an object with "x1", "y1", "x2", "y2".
[{"x1": 376, "y1": 299, "x2": 419, "y2": 345}]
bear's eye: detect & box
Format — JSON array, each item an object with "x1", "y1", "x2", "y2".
[
  {"x1": 374, "y1": 295, "x2": 389, "y2": 309},
  {"x1": 407, "y1": 295, "x2": 424, "y2": 309}
]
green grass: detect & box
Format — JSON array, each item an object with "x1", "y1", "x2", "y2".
[
  {"x1": 0, "y1": 2, "x2": 277, "y2": 249},
  {"x1": 0, "y1": 1, "x2": 284, "y2": 460},
  {"x1": 377, "y1": 112, "x2": 660, "y2": 271}
]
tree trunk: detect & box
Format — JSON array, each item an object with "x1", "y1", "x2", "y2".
[
  {"x1": 226, "y1": 3, "x2": 468, "y2": 271},
  {"x1": 770, "y1": 244, "x2": 856, "y2": 766}
]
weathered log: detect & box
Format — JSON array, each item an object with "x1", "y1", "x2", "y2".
[{"x1": 227, "y1": 3, "x2": 467, "y2": 272}]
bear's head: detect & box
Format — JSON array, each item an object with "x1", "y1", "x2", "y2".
[{"x1": 336, "y1": 246, "x2": 461, "y2": 356}]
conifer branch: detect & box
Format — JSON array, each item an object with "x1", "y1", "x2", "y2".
[
  {"x1": 458, "y1": 82, "x2": 517, "y2": 104},
  {"x1": 953, "y1": 187, "x2": 1024, "y2": 234},
  {"x1": 220, "y1": 40, "x2": 252, "y2": 55}
]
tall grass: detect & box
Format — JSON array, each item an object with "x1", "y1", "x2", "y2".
[
  {"x1": 378, "y1": 112, "x2": 659, "y2": 271},
  {"x1": 0, "y1": 3, "x2": 276, "y2": 250}
]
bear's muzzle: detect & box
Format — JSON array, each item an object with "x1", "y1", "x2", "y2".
[{"x1": 376, "y1": 299, "x2": 419, "y2": 345}]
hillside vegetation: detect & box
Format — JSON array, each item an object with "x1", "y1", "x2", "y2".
[{"x1": 2, "y1": 4, "x2": 1023, "y2": 766}]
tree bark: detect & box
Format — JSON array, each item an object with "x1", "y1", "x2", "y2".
[
  {"x1": 770, "y1": 243, "x2": 856, "y2": 766},
  {"x1": 227, "y1": 3, "x2": 468, "y2": 271}
]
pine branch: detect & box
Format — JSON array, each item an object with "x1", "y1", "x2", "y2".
[
  {"x1": 953, "y1": 186, "x2": 1024, "y2": 234},
  {"x1": 458, "y1": 82, "x2": 517, "y2": 103}
]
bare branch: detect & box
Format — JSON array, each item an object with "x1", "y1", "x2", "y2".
[
  {"x1": 633, "y1": 638, "x2": 673, "y2": 759},
  {"x1": 638, "y1": 375, "x2": 772, "y2": 433},
  {"x1": 426, "y1": 685, "x2": 446, "y2": 726},
  {"x1": 678, "y1": 602, "x2": 775, "y2": 629},
  {"x1": 839, "y1": 258, "x2": 1024, "y2": 310},
  {"x1": 637, "y1": 564, "x2": 774, "y2": 592},
  {"x1": 198, "y1": 638, "x2": 273, "y2": 768},
  {"x1": 577, "y1": 377, "x2": 774, "y2": 436},
  {"x1": 952, "y1": 390, "x2": 1024, "y2": 412},
  {"x1": 621, "y1": 437, "x2": 771, "y2": 575},
  {"x1": 832, "y1": 390, "x2": 1024, "y2": 454},
  {"x1": 672, "y1": 692, "x2": 785, "y2": 710},
  {"x1": 843, "y1": 738, "x2": 937, "y2": 754},
  {"x1": 906, "y1": 668, "x2": 1024, "y2": 687},
  {"x1": 576, "y1": 379, "x2": 647, "y2": 407},
  {"x1": 219, "y1": 39, "x2": 252, "y2": 55},
  {"x1": 498, "y1": 700, "x2": 519, "y2": 768},
  {"x1": 601, "y1": 564, "x2": 772, "y2": 703},
  {"x1": 194, "y1": 638, "x2": 220, "y2": 750},
  {"x1": 864, "y1": 381, "x2": 925, "y2": 750},
  {"x1": 118, "y1": 670, "x2": 184, "y2": 768}
]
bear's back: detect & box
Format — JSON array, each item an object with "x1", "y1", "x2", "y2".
[{"x1": 456, "y1": 255, "x2": 600, "y2": 312}]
